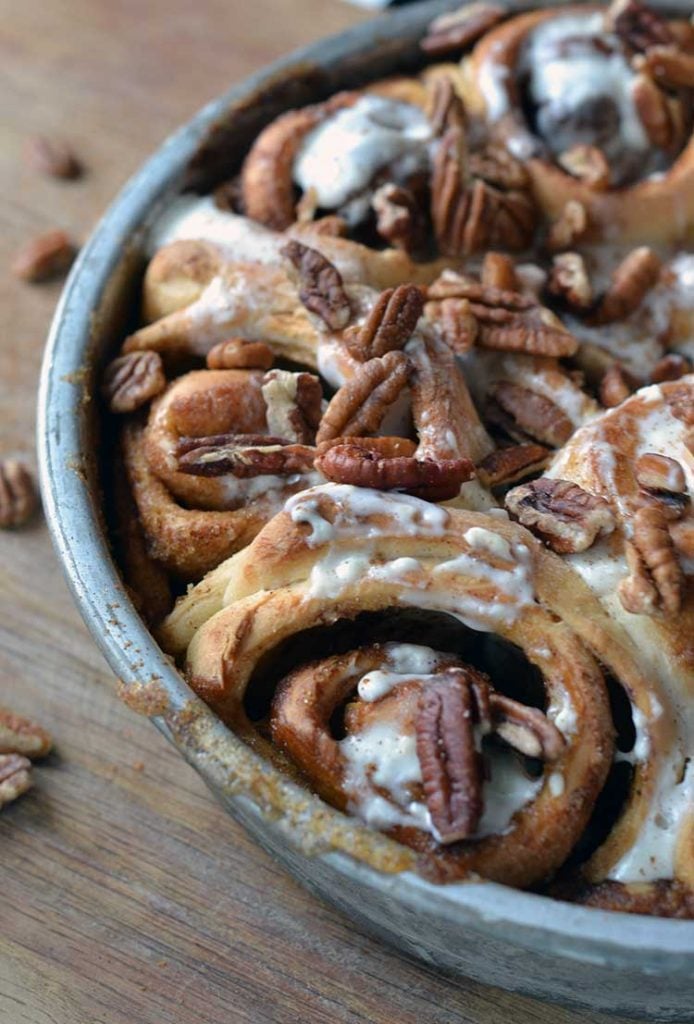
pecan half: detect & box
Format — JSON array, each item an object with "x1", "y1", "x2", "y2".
[
  {"x1": 102, "y1": 351, "x2": 166, "y2": 414},
  {"x1": 11, "y1": 229, "x2": 77, "y2": 282},
  {"x1": 0, "y1": 753, "x2": 32, "y2": 809},
  {"x1": 622, "y1": 505, "x2": 684, "y2": 615},
  {"x1": 262, "y1": 369, "x2": 323, "y2": 445},
  {"x1": 618, "y1": 540, "x2": 660, "y2": 615},
  {"x1": 316, "y1": 351, "x2": 412, "y2": 444},
  {"x1": 281, "y1": 240, "x2": 351, "y2": 331},
  {"x1": 416, "y1": 677, "x2": 482, "y2": 842},
  {"x1": 345, "y1": 285, "x2": 424, "y2": 362},
  {"x1": 650, "y1": 354, "x2": 691, "y2": 383},
  {"x1": 491, "y1": 694, "x2": 565, "y2": 761},
  {"x1": 421, "y1": 2, "x2": 506, "y2": 57},
  {"x1": 476, "y1": 444, "x2": 550, "y2": 489},
  {"x1": 599, "y1": 364, "x2": 639, "y2": 408},
  {"x1": 206, "y1": 338, "x2": 274, "y2": 370},
  {"x1": 481, "y1": 252, "x2": 518, "y2": 292},
  {"x1": 25, "y1": 135, "x2": 82, "y2": 179},
  {"x1": 635, "y1": 44, "x2": 694, "y2": 88},
  {"x1": 431, "y1": 127, "x2": 468, "y2": 257},
  {"x1": 606, "y1": 0, "x2": 672, "y2": 52},
  {"x1": 546, "y1": 200, "x2": 589, "y2": 252},
  {"x1": 315, "y1": 438, "x2": 474, "y2": 502},
  {"x1": 489, "y1": 383, "x2": 574, "y2": 448},
  {"x1": 177, "y1": 435, "x2": 315, "y2": 478},
  {"x1": 371, "y1": 183, "x2": 423, "y2": 253},
  {"x1": 591, "y1": 247, "x2": 662, "y2": 325},
  {"x1": 558, "y1": 145, "x2": 610, "y2": 191},
  {"x1": 424, "y1": 297, "x2": 478, "y2": 353},
  {"x1": 0, "y1": 708, "x2": 52, "y2": 759},
  {"x1": 468, "y1": 144, "x2": 529, "y2": 192},
  {"x1": 505, "y1": 478, "x2": 616, "y2": 553},
  {"x1": 635, "y1": 452, "x2": 686, "y2": 494},
  {"x1": 632, "y1": 73, "x2": 684, "y2": 151},
  {"x1": 462, "y1": 180, "x2": 536, "y2": 254},
  {"x1": 427, "y1": 76, "x2": 467, "y2": 136},
  {"x1": 0, "y1": 459, "x2": 38, "y2": 528},
  {"x1": 547, "y1": 253, "x2": 593, "y2": 310}
]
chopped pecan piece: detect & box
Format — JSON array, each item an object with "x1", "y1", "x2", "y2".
[
  {"x1": 11, "y1": 229, "x2": 77, "y2": 282},
  {"x1": 547, "y1": 253, "x2": 593, "y2": 310},
  {"x1": 0, "y1": 708, "x2": 52, "y2": 759},
  {"x1": 481, "y1": 252, "x2": 518, "y2": 292},
  {"x1": 489, "y1": 383, "x2": 574, "y2": 448},
  {"x1": 281, "y1": 240, "x2": 351, "y2": 331},
  {"x1": 622, "y1": 505, "x2": 684, "y2": 615},
  {"x1": 606, "y1": 0, "x2": 672, "y2": 52},
  {"x1": 558, "y1": 145, "x2": 610, "y2": 190},
  {"x1": 0, "y1": 459, "x2": 38, "y2": 529},
  {"x1": 0, "y1": 753, "x2": 32, "y2": 809},
  {"x1": 316, "y1": 351, "x2": 411, "y2": 444},
  {"x1": 421, "y1": 3, "x2": 506, "y2": 57},
  {"x1": 206, "y1": 338, "x2": 274, "y2": 370},
  {"x1": 546, "y1": 200, "x2": 589, "y2": 252},
  {"x1": 315, "y1": 437, "x2": 474, "y2": 502},
  {"x1": 476, "y1": 444, "x2": 550, "y2": 489},
  {"x1": 424, "y1": 297, "x2": 478, "y2": 353},
  {"x1": 345, "y1": 285, "x2": 424, "y2": 362},
  {"x1": 25, "y1": 135, "x2": 82, "y2": 179},
  {"x1": 632, "y1": 73, "x2": 685, "y2": 151},
  {"x1": 177, "y1": 434, "x2": 315, "y2": 478},
  {"x1": 371, "y1": 183, "x2": 423, "y2": 252},
  {"x1": 599, "y1": 364, "x2": 639, "y2": 408},
  {"x1": 416, "y1": 677, "x2": 482, "y2": 842},
  {"x1": 262, "y1": 369, "x2": 323, "y2": 445},
  {"x1": 591, "y1": 247, "x2": 662, "y2": 325},
  {"x1": 491, "y1": 694, "x2": 565, "y2": 761},
  {"x1": 634, "y1": 44, "x2": 694, "y2": 88},
  {"x1": 468, "y1": 144, "x2": 529, "y2": 191},
  {"x1": 427, "y1": 76, "x2": 467, "y2": 136},
  {"x1": 505, "y1": 478, "x2": 616, "y2": 553},
  {"x1": 635, "y1": 452, "x2": 686, "y2": 494},
  {"x1": 103, "y1": 351, "x2": 166, "y2": 414},
  {"x1": 650, "y1": 353, "x2": 691, "y2": 383}
]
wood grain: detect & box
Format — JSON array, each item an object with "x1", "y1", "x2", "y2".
[{"x1": 0, "y1": 1, "x2": 647, "y2": 1021}]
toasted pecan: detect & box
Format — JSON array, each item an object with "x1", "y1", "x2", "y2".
[
  {"x1": 421, "y1": 3, "x2": 506, "y2": 56},
  {"x1": 489, "y1": 383, "x2": 574, "y2": 448},
  {"x1": 177, "y1": 435, "x2": 315, "y2": 478},
  {"x1": 0, "y1": 753, "x2": 32, "y2": 809},
  {"x1": 599, "y1": 364, "x2": 639, "y2": 408},
  {"x1": 505, "y1": 478, "x2": 615, "y2": 553},
  {"x1": 630, "y1": 505, "x2": 684, "y2": 614},
  {"x1": 316, "y1": 351, "x2": 412, "y2": 444},
  {"x1": 546, "y1": 200, "x2": 589, "y2": 252},
  {"x1": 262, "y1": 369, "x2": 323, "y2": 445},
  {"x1": 345, "y1": 285, "x2": 424, "y2": 362},
  {"x1": 591, "y1": 247, "x2": 662, "y2": 325},
  {"x1": 103, "y1": 351, "x2": 166, "y2": 414},
  {"x1": 371, "y1": 183, "x2": 423, "y2": 253},
  {"x1": 281, "y1": 239, "x2": 351, "y2": 331},
  {"x1": 481, "y1": 252, "x2": 518, "y2": 292},
  {"x1": 476, "y1": 444, "x2": 550, "y2": 489},
  {"x1": 0, "y1": 708, "x2": 52, "y2": 759},
  {"x1": 0, "y1": 459, "x2": 38, "y2": 529},
  {"x1": 547, "y1": 253, "x2": 593, "y2": 310}
]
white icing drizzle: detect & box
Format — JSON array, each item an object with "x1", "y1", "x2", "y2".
[
  {"x1": 293, "y1": 95, "x2": 433, "y2": 213},
  {"x1": 547, "y1": 686, "x2": 578, "y2": 738}
]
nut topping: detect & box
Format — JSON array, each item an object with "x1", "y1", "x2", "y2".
[
  {"x1": 0, "y1": 708, "x2": 52, "y2": 759},
  {"x1": 0, "y1": 459, "x2": 38, "y2": 529},
  {"x1": 427, "y1": 77, "x2": 467, "y2": 136},
  {"x1": 634, "y1": 44, "x2": 694, "y2": 88},
  {"x1": 345, "y1": 285, "x2": 424, "y2": 363},
  {"x1": 599, "y1": 364, "x2": 639, "y2": 408},
  {"x1": 0, "y1": 753, "x2": 32, "y2": 809},
  {"x1": 316, "y1": 351, "x2": 412, "y2": 444},
  {"x1": 177, "y1": 434, "x2": 315, "y2": 478},
  {"x1": 11, "y1": 229, "x2": 77, "y2": 283},
  {"x1": 476, "y1": 444, "x2": 550, "y2": 489},
  {"x1": 489, "y1": 383, "x2": 574, "y2": 448},
  {"x1": 371, "y1": 183, "x2": 423, "y2": 252},
  {"x1": 650, "y1": 354, "x2": 691, "y2": 383},
  {"x1": 103, "y1": 351, "x2": 166, "y2": 414},
  {"x1": 424, "y1": 297, "x2": 478, "y2": 353},
  {"x1": 281, "y1": 240, "x2": 351, "y2": 331},
  {"x1": 635, "y1": 452, "x2": 686, "y2": 494},
  {"x1": 25, "y1": 135, "x2": 82, "y2": 180},
  {"x1": 505, "y1": 478, "x2": 616, "y2": 553},
  {"x1": 632, "y1": 73, "x2": 685, "y2": 151},
  {"x1": 206, "y1": 338, "x2": 274, "y2": 370},
  {"x1": 547, "y1": 253, "x2": 593, "y2": 310},
  {"x1": 620, "y1": 505, "x2": 684, "y2": 615},
  {"x1": 262, "y1": 369, "x2": 323, "y2": 445},
  {"x1": 607, "y1": 0, "x2": 672, "y2": 52},
  {"x1": 591, "y1": 247, "x2": 662, "y2": 325},
  {"x1": 420, "y1": 3, "x2": 506, "y2": 57},
  {"x1": 315, "y1": 437, "x2": 474, "y2": 502},
  {"x1": 558, "y1": 145, "x2": 610, "y2": 191},
  {"x1": 481, "y1": 252, "x2": 518, "y2": 292}
]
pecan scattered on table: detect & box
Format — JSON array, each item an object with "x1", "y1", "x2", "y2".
[
  {"x1": 0, "y1": 753, "x2": 32, "y2": 810},
  {"x1": 0, "y1": 707, "x2": 52, "y2": 759},
  {"x1": 0, "y1": 459, "x2": 38, "y2": 529},
  {"x1": 25, "y1": 135, "x2": 82, "y2": 180},
  {"x1": 11, "y1": 229, "x2": 77, "y2": 283}
]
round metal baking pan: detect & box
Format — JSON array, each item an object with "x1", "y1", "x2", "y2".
[{"x1": 38, "y1": 1, "x2": 694, "y2": 1019}]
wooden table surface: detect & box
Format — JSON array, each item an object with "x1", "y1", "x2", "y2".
[{"x1": 0, "y1": 2, "x2": 652, "y2": 1022}]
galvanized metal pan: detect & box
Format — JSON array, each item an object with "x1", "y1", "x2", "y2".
[{"x1": 38, "y1": 1, "x2": 694, "y2": 1018}]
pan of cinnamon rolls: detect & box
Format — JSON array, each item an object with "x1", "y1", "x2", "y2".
[{"x1": 40, "y1": 0, "x2": 694, "y2": 1017}]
